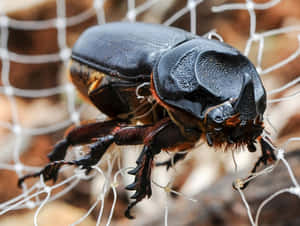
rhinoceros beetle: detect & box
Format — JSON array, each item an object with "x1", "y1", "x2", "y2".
[{"x1": 18, "y1": 22, "x2": 276, "y2": 219}]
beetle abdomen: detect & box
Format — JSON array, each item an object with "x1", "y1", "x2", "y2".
[{"x1": 69, "y1": 60, "x2": 158, "y2": 120}]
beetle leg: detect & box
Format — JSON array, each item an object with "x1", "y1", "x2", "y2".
[
  {"x1": 18, "y1": 119, "x2": 168, "y2": 186},
  {"x1": 18, "y1": 160, "x2": 76, "y2": 187},
  {"x1": 259, "y1": 136, "x2": 277, "y2": 161},
  {"x1": 18, "y1": 117, "x2": 198, "y2": 219},
  {"x1": 73, "y1": 135, "x2": 115, "y2": 174},
  {"x1": 250, "y1": 136, "x2": 276, "y2": 174},
  {"x1": 18, "y1": 135, "x2": 116, "y2": 187},
  {"x1": 19, "y1": 120, "x2": 157, "y2": 187},
  {"x1": 237, "y1": 136, "x2": 277, "y2": 190},
  {"x1": 124, "y1": 119, "x2": 198, "y2": 219},
  {"x1": 155, "y1": 151, "x2": 188, "y2": 170},
  {"x1": 18, "y1": 120, "x2": 128, "y2": 186},
  {"x1": 47, "y1": 120, "x2": 121, "y2": 162},
  {"x1": 125, "y1": 145, "x2": 158, "y2": 219}
]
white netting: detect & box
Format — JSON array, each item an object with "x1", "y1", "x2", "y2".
[{"x1": 0, "y1": 0, "x2": 299, "y2": 225}]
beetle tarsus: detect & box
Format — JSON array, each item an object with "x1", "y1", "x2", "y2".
[
  {"x1": 127, "y1": 166, "x2": 141, "y2": 175},
  {"x1": 74, "y1": 135, "x2": 115, "y2": 174},
  {"x1": 125, "y1": 145, "x2": 154, "y2": 219},
  {"x1": 125, "y1": 201, "x2": 139, "y2": 219},
  {"x1": 18, "y1": 160, "x2": 75, "y2": 187},
  {"x1": 237, "y1": 136, "x2": 277, "y2": 190}
]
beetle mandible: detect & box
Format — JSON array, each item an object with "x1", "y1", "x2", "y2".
[{"x1": 18, "y1": 22, "x2": 276, "y2": 219}]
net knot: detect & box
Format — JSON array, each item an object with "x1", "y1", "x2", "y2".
[
  {"x1": 288, "y1": 187, "x2": 300, "y2": 197},
  {"x1": 93, "y1": 0, "x2": 104, "y2": 10},
  {"x1": 0, "y1": 16, "x2": 9, "y2": 27},
  {"x1": 277, "y1": 148, "x2": 285, "y2": 160},
  {"x1": 0, "y1": 48, "x2": 9, "y2": 60},
  {"x1": 26, "y1": 201, "x2": 36, "y2": 209},
  {"x1": 246, "y1": 2, "x2": 254, "y2": 10},
  {"x1": 126, "y1": 10, "x2": 136, "y2": 21}
]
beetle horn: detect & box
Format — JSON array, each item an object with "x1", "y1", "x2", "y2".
[{"x1": 234, "y1": 73, "x2": 257, "y2": 122}]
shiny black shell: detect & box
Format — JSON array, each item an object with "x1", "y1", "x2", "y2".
[
  {"x1": 71, "y1": 22, "x2": 266, "y2": 120},
  {"x1": 72, "y1": 22, "x2": 196, "y2": 81},
  {"x1": 153, "y1": 38, "x2": 266, "y2": 119}
]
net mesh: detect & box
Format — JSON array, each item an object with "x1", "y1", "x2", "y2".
[{"x1": 0, "y1": 0, "x2": 299, "y2": 225}]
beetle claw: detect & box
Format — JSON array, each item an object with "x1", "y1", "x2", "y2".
[
  {"x1": 125, "y1": 182, "x2": 138, "y2": 191},
  {"x1": 125, "y1": 146, "x2": 153, "y2": 219},
  {"x1": 17, "y1": 161, "x2": 75, "y2": 187},
  {"x1": 125, "y1": 201, "x2": 138, "y2": 219},
  {"x1": 128, "y1": 166, "x2": 141, "y2": 175}
]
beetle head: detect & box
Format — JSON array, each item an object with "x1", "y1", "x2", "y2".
[
  {"x1": 204, "y1": 73, "x2": 265, "y2": 147},
  {"x1": 204, "y1": 98, "x2": 264, "y2": 148},
  {"x1": 206, "y1": 101, "x2": 235, "y2": 126}
]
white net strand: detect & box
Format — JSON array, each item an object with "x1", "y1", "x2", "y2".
[
  {"x1": 94, "y1": 0, "x2": 106, "y2": 24},
  {"x1": 0, "y1": 0, "x2": 299, "y2": 225},
  {"x1": 0, "y1": 0, "x2": 93, "y2": 217},
  {"x1": 163, "y1": 0, "x2": 204, "y2": 28},
  {"x1": 253, "y1": 144, "x2": 300, "y2": 225},
  {"x1": 237, "y1": 186, "x2": 255, "y2": 226},
  {"x1": 0, "y1": 10, "x2": 27, "y2": 201},
  {"x1": 70, "y1": 167, "x2": 106, "y2": 226},
  {"x1": 268, "y1": 76, "x2": 300, "y2": 95},
  {"x1": 213, "y1": 1, "x2": 300, "y2": 225},
  {"x1": 213, "y1": 0, "x2": 300, "y2": 76}
]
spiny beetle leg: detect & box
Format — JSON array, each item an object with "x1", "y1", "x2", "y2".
[
  {"x1": 155, "y1": 151, "x2": 188, "y2": 170},
  {"x1": 125, "y1": 145, "x2": 157, "y2": 219},
  {"x1": 260, "y1": 136, "x2": 277, "y2": 162},
  {"x1": 18, "y1": 119, "x2": 154, "y2": 188},
  {"x1": 237, "y1": 136, "x2": 277, "y2": 190},
  {"x1": 18, "y1": 136, "x2": 114, "y2": 187},
  {"x1": 18, "y1": 160, "x2": 75, "y2": 187},
  {"x1": 73, "y1": 135, "x2": 114, "y2": 174},
  {"x1": 48, "y1": 120, "x2": 121, "y2": 162},
  {"x1": 124, "y1": 119, "x2": 198, "y2": 219}
]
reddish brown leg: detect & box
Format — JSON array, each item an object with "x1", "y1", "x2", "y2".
[
  {"x1": 18, "y1": 120, "x2": 148, "y2": 187},
  {"x1": 18, "y1": 133, "x2": 116, "y2": 187},
  {"x1": 238, "y1": 136, "x2": 277, "y2": 190},
  {"x1": 249, "y1": 136, "x2": 277, "y2": 174},
  {"x1": 47, "y1": 120, "x2": 122, "y2": 161},
  {"x1": 18, "y1": 118, "x2": 199, "y2": 219},
  {"x1": 124, "y1": 120, "x2": 199, "y2": 219},
  {"x1": 125, "y1": 145, "x2": 158, "y2": 219}
]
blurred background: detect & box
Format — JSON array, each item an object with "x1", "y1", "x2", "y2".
[{"x1": 0, "y1": 0, "x2": 300, "y2": 225}]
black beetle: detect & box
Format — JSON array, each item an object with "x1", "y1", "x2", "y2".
[{"x1": 18, "y1": 22, "x2": 276, "y2": 219}]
